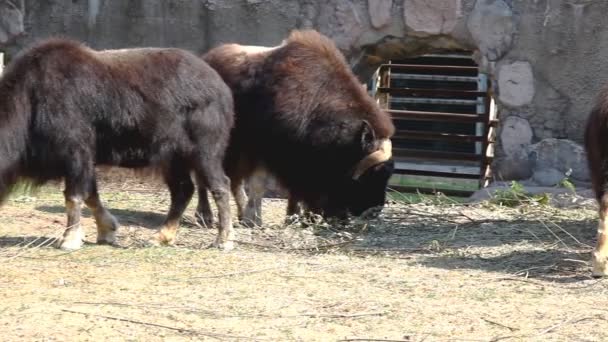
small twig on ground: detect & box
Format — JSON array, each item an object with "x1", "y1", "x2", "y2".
[
  {"x1": 232, "y1": 240, "x2": 281, "y2": 250},
  {"x1": 490, "y1": 315, "x2": 607, "y2": 341},
  {"x1": 536, "y1": 315, "x2": 604, "y2": 336},
  {"x1": 547, "y1": 220, "x2": 591, "y2": 248},
  {"x1": 67, "y1": 301, "x2": 386, "y2": 320},
  {"x1": 537, "y1": 219, "x2": 571, "y2": 250},
  {"x1": 61, "y1": 309, "x2": 260, "y2": 340},
  {"x1": 338, "y1": 338, "x2": 411, "y2": 342},
  {"x1": 293, "y1": 311, "x2": 386, "y2": 319},
  {"x1": 287, "y1": 238, "x2": 358, "y2": 251},
  {"x1": 491, "y1": 276, "x2": 547, "y2": 288},
  {"x1": 190, "y1": 265, "x2": 285, "y2": 279},
  {"x1": 481, "y1": 317, "x2": 519, "y2": 331}
]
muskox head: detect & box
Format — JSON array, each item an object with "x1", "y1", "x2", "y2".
[{"x1": 306, "y1": 124, "x2": 394, "y2": 220}]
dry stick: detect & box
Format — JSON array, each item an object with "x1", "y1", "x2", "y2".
[
  {"x1": 190, "y1": 265, "x2": 285, "y2": 279},
  {"x1": 68, "y1": 301, "x2": 386, "y2": 320},
  {"x1": 287, "y1": 238, "x2": 359, "y2": 251},
  {"x1": 61, "y1": 309, "x2": 260, "y2": 340},
  {"x1": 338, "y1": 339, "x2": 411, "y2": 342},
  {"x1": 481, "y1": 317, "x2": 519, "y2": 332},
  {"x1": 289, "y1": 311, "x2": 386, "y2": 319},
  {"x1": 546, "y1": 220, "x2": 591, "y2": 248},
  {"x1": 490, "y1": 315, "x2": 606, "y2": 342},
  {"x1": 1, "y1": 225, "x2": 67, "y2": 260},
  {"x1": 536, "y1": 219, "x2": 571, "y2": 250}
]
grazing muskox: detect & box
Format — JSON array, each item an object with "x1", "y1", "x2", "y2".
[
  {"x1": 585, "y1": 86, "x2": 608, "y2": 276},
  {"x1": 0, "y1": 38, "x2": 235, "y2": 250},
  {"x1": 199, "y1": 30, "x2": 395, "y2": 226}
]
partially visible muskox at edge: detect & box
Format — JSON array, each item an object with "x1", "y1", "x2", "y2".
[
  {"x1": 200, "y1": 29, "x2": 395, "y2": 226},
  {"x1": 585, "y1": 85, "x2": 608, "y2": 276},
  {"x1": 0, "y1": 38, "x2": 235, "y2": 250}
]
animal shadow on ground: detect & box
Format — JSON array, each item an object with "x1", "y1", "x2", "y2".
[
  {"x1": 354, "y1": 204, "x2": 599, "y2": 283},
  {"x1": 35, "y1": 205, "x2": 171, "y2": 229}
]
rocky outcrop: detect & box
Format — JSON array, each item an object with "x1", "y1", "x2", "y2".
[
  {"x1": 403, "y1": 0, "x2": 461, "y2": 35},
  {"x1": 368, "y1": 0, "x2": 392, "y2": 29},
  {"x1": 498, "y1": 61, "x2": 535, "y2": 107},
  {"x1": 0, "y1": 0, "x2": 24, "y2": 45},
  {"x1": 467, "y1": 0, "x2": 515, "y2": 61}
]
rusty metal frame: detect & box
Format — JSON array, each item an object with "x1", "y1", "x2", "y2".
[{"x1": 377, "y1": 61, "x2": 496, "y2": 196}]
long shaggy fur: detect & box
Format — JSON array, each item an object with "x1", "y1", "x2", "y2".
[
  {"x1": 0, "y1": 38, "x2": 235, "y2": 247},
  {"x1": 203, "y1": 29, "x2": 395, "y2": 217},
  {"x1": 585, "y1": 84, "x2": 608, "y2": 201}
]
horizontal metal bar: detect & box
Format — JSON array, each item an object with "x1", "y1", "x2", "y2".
[
  {"x1": 388, "y1": 73, "x2": 479, "y2": 82},
  {"x1": 389, "y1": 109, "x2": 487, "y2": 123},
  {"x1": 394, "y1": 148, "x2": 483, "y2": 161},
  {"x1": 393, "y1": 168, "x2": 481, "y2": 179},
  {"x1": 377, "y1": 87, "x2": 487, "y2": 98},
  {"x1": 390, "y1": 97, "x2": 479, "y2": 106},
  {"x1": 392, "y1": 130, "x2": 487, "y2": 142},
  {"x1": 393, "y1": 147, "x2": 494, "y2": 162},
  {"x1": 380, "y1": 64, "x2": 479, "y2": 72}
]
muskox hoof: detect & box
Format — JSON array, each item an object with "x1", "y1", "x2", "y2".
[
  {"x1": 153, "y1": 229, "x2": 177, "y2": 246},
  {"x1": 239, "y1": 212, "x2": 262, "y2": 228},
  {"x1": 591, "y1": 252, "x2": 608, "y2": 277},
  {"x1": 57, "y1": 231, "x2": 85, "y2": 251},
  {"x1": 96, "y1": 230, "x2": 117, "y2": 246}
]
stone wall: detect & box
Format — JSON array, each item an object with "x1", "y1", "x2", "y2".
[{"x1": 1, "y1": 0, "x2": 604, "y2": 186}]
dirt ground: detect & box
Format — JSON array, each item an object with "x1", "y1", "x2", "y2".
[{"x1": 1, "y1": 173, "x2": 608, "y2": 341}]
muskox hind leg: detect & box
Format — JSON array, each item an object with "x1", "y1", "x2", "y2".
[
  {"x1": 84, "y1": 179, "x2": 119, "y2": 245},
  {"x1": 195, "y1": 161, "x2": 234, "y2": 250},
  {"x1": 592, "y1": 195, "x2": 608, "y2": 276},
  {"x1": 195, "y1": 184, "x2": 214, "y2": 228},
  {"x1": 155, "y1": 165, "x2": 195, "y2": 246},
  {"x1": 196, "y1": 179, "x2": 247, "y2": 227},
  {"x1": 241, "y1": 169, "x2": 265, "y2": 227}
]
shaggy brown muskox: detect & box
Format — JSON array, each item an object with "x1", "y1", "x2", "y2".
[
  {"x1": 585, "y1": 85, "x2": 608, "y2": 276},
  {"x1": 0, "y1": 38, "x2": 235, "y2": 250},
  {"x1": 199, "y1": 30, "x2": 395, "y2": 226}
]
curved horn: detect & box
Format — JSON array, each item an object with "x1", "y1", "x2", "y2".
[{"x1": 352, "y1": 139, "x2": 392, "y2": 180}]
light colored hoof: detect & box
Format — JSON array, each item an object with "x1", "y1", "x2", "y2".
[
  {"x1": 591, "y1": 252, "x2": 608, "y2": 277},
  {"x1": 153, "y1": 230, "x2": 176, "y2": 246},
  {"x1": 57, "y1": 234, "x2": 84, "y2": 251},
  {"x1": 212, "y1": 238, "x2": 234, "y2": 251}
]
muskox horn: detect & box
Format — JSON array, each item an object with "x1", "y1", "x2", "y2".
[{"x1": 352, "y1": 139, "x2": 392, "y2": 180}]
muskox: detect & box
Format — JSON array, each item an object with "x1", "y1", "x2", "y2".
[
  {"x1": 584, "y1": 86, "x2": 608, "y2": 276},
  {"x1": 0, "y1": 38, "x2": 235, "y2": 250},
  {"x1": 199, "y1": 30, "x2": 395, "y2": 226}
]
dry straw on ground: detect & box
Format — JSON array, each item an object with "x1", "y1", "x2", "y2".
[{"x1": 0, "y1": 171, "x2": 606, "y2": 341}]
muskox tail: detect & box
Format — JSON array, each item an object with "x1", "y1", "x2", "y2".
[{"x1": 585, "y1": 94, "x2": 608, "y2": 202}]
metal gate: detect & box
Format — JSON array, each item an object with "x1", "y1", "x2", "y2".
[{"x1": 371, "y1": 54, "x2": 497, "y2": 196}]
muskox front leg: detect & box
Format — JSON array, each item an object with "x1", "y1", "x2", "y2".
[
  {"x1": 592, "y1": 195, "x2": 608, "y2": 276},
  {"x1": 155, "y1": 166, "x2": 195, "y2": 246},
  {"x1": 58, "y1": 195, "x2": 85, "y2": 250},
  {"x1": 84, "y1": 179, "x2": 119, "y2": 245},
  {"x1": 58, "y1": 169, "x2": 94, "y2": 250},
  {"x1": 195, "y1": 161, "x2": 234, "y2": 250}
]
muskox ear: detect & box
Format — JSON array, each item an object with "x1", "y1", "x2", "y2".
[{"x1": 360, "y1": 120, "x2": 376, "y2": 151}]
